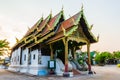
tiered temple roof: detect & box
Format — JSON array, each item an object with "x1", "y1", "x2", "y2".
[{"x1": 12, "y1": 9, "x2": 98, "y2": 51}]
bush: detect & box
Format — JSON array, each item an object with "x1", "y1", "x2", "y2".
[
  {"x1": 117, "y1": 64, "x2": 120, "y2": 68},
  {"x1": 95, "y1": 52, "x2": 113, "y2": 65},
  {"x1": 113, "y1": 51, "x2": 120, "y2": 59},
  {"x1": 95, "y1": 53, "x2": 105, "y2": 65}
]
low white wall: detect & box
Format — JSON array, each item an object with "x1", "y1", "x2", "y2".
[
  {"x1": 20, "y1": 65, "x2": 28, "y2": 73},
  {"x1": 9, "y1": 48, "x2": 21, "y2": 72},
  {"x1": 9, "y1": 48, "x2": 51, "y2": 75},
  {"x1": 28, "y1": 56, "x2": 50, "y2": 75},
  {"x1": 8, "y1": 65, "x2": 20, "y2": 72},
  {"x1": 41, "y1": 56, "x2": 50, "y2": 66}
]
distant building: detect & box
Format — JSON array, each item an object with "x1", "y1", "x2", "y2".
[
  {"x1": 4, "y1": 57, "x2": 10, "y2": 64},
  {"x1": 9, "y1": 8, "x2": 98, "y2": 76}
]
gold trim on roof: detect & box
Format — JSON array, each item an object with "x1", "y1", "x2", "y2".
[
  {"x1": 47, "y1": 24, "x2": 52, "y2": 30},
  {"x1": 12, "y1": 9, "x2": 98, "y2": 51},
  {"x1": 61, "y1": 25, "x2": 66, "y2": 36},
  {"x1": 71, "y1": 18, "x2": 77, "y2": 25},
  {"x1": 82, "y1": 13, "x2": 97, "y2": 41},
  {"x1": 68, "y1": 37, "x2": 88, "y2": 44},
  {"x1": 37, "y1": 32, "x2": 55, "y2": 43}
]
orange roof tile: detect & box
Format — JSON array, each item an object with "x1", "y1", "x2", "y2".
[
  {"x1": 57, "y1": 12, "x2": 81, "y2": 33},
  {"x1": 38, "y1": 14, "x2": 51, "y2": 31},
  {"x1": 12, "y1": 10, "x2": 97, "y2": 50},
  {"x1": 41, "y1": 11, "x2": 63, "y2": 35},
  {"x1": 47, "y1": 32, "x2": 64, "y2": 43}
]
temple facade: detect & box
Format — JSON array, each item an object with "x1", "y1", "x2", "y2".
[{"x1": 9, "y1": 8, "x2": 98, "y2": 76}]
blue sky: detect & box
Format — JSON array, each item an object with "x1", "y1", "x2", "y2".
[{"x1": 0, "y1": 0, "x2": 120, "y2": 52}]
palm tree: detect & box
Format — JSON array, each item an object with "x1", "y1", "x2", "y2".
[{"x1": 0, "y1": 39, "x2": 10, "y2": 56}]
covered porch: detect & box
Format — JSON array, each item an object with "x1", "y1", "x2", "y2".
[
  {"x1": 47, "y1": 10, "x2": 98, "y2": 76},
  {"x1": 48, "y1": 35, "x2": 93, "y2": 76}
]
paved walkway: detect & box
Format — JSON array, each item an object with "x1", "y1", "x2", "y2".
[{"x1": 0, "y1": 65, "x2": 120, "y2": 80}]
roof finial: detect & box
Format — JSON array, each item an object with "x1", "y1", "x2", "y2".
[
  {"x1": 71, "y1": 18, "x2": 76, "y2": 25},
  {"x1": 27, "y1": 26, "x2": 31, "y2": 31},
  {"x1": 50, "y1": 9, "x2": 52, "y2": 15},
  {"x1": 47, "y1": 24, "x2": 52, "y2": 30},
  {"x1": 62, "y1": 5, "x2": 64, "y2": 11},
  {"x1": 97, "y1": 34, "x2": 99, "y2": 42},
  {"x1": 15, "y1": 37, "x2": 19, "y2": 43},
  {"x1": 89, "y1": 24, "x2": 93, "y2": 30},
  {"x1": 81, "y1": 3, "x2": 84, "y2": 11}
]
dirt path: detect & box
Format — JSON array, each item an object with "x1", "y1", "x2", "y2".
[{"x1": 0, "y1": 65, "x2": 120, "y2": 80}]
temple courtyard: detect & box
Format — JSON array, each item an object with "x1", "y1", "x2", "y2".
[{"x1": 0, "y1": 65, "x2": 120, "y2": 80}]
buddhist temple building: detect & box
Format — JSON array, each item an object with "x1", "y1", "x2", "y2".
[{"x1": 9, "y1": 8, "x2": 98, "y2": 76}]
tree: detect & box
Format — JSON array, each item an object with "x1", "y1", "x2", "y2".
[
  {"x1": 0, "y1": 39, "x2": 10, "y2": 56},
  {"x1": 113, "y1": 51, "x2": 120, "y2": 59},
  {"x1": 95, "y1": 51, "x2": 113, "y2": 65}
]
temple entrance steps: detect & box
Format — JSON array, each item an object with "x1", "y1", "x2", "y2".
[
  {"x1": 55, "y1": 58, "x2": 73, "y2": 76},
  {"x1": 55, "y1": 58, "x2": 88, "y2": 76},
  {"x1": 55, "y1": 58, "x2": 64, "y2": 76}
]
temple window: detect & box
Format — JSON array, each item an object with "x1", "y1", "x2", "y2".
[
  {"x1": 18, "y1": 56, "x2": 19, "y2": 61},
  {"x1": 24, "y1": 54, "x2": 26, "y2": 61},
  {"x1": 33, "y1": 54, "x2": 36, "y2": 60}
]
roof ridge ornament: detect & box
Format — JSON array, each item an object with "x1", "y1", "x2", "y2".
[
  {"x1": 50, "y1": 9, "x2": 52, "y2": 16},
  {"x1": 27, "y1": 26, "x2": 32, "y2": 32},
  {"x1": 61, "y1": 24, "x2": 66, "y2": 36},
  {"x1": 81, "y1": 3, "x2": 84, "y2": 11},
  {"x1": 15, "y1": 37, "x2": 19, "y2": 43},
  {"x1": 71, "y1": 18, "x2": 77, "y2": 25},
  {"x1": 34, "y1": 36, "x2": 37, "y2": 43},
  {"x1": 62, "y1": 5, "x2": 64, "y2": 11},
  {"x1": 24, "y1": 38, "x2": 27, "y2": 43},
  {"x1": 47, "y1": 24, "x2": 52, "y2": 30},
  {"x1": 97, "y1": 34, "x2": 99, "y2": 42},
  {"x1": 37, "y1": 27, "x2": 40, "y2": 32},
  {"x1": 89, "y1": 24, "x2": 93, "y2": 30}
]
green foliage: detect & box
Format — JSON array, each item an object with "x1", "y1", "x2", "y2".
[
  {"x1": 76, "y1": 52, "x2": 88, "y2": 71},
  {"x1": 94, "y1": 53, "x2": 100, "y2": 64},
  {"x1": 95, "y1": 52, "x2": 113, "y2": 65},
  {"x1": 0, "y1": 39, "x2": 10, "y2": 56},
  {"x1": 0, "y1": 39, "x2": 9, "y2": 48},
  {"x1": 113, "y1": 51, "x2": 120, "y2": 59},
  {"x1": 94, "y1": 51, "x2": 120, "y2": 65}
]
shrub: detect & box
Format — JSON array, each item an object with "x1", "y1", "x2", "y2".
[
  {"x1": 95, "y1": 52, "x2": 113, "y2": 65},
  {"x1": 95, "y1": 53, "x2": 105, "y2": 65}
]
